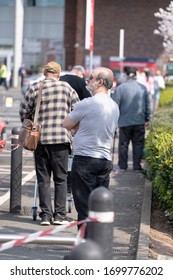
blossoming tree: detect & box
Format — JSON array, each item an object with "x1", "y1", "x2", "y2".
[{"x1": 154, "y1": 1, "x2": 173, "y2": 56}]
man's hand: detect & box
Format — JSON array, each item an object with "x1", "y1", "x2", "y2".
[{"x1": 71, "y1": 124, "x2": 79, "y2": 136}]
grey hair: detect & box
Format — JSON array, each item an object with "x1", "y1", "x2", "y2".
[
  {"x1": 72, "y1": 65, "x2": 85, "y2": 74},
  {"x1": 96, "y1": 72, "x2": 113, "y2": 89}
]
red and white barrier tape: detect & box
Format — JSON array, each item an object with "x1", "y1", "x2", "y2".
[
  {"x1": 0, "y1": 136, "x2": 20, "y2": 152},
  {"x1": 0, "y1": 217, "x2": 99, "y2": 252},
  {"x1": 75, "y1": 222, "x2": 87, "y2": 246}
]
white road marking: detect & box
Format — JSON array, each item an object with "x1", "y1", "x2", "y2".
[
  {"x1": 0, "y1": 191, "x2": 10, "y2": 205},
  {"x1": 22, "y1": 170, "x2": 36, "y2": 186},
  {"x1": 0, "y1": 170, "x2": 36, "y2": 206},
  {"x1": 0, "y1": 167, "x2": 34, "y2": 174}
]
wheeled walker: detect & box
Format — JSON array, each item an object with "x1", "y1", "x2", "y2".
[{"x1": 31, "y1": 155, "x2": 74, "y2": 220}]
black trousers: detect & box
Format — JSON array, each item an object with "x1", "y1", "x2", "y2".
[
  {"x1": 71, "y1": 155, "x2": 112, "y2": 223},
  {"x1": 118, "y1": 125, "x2": 145, "y2": 170},
  {"x1": 0, "y1": 78, "x2": 8, "y2": 90},
  {"x1": 34, "y1": 143, "x2": 70, "y2": 218}
]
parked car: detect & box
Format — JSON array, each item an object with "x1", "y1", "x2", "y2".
[{"x1": 21, "y1": 71, "x2": 71, "y2": 95}]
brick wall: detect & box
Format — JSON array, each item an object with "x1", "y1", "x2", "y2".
[
  {"x1": 64, "y1": 0, "x2": 77, "y2": 70},
  {"x1": 65, "y1": 0, "x2": 171, "y2": 70}
]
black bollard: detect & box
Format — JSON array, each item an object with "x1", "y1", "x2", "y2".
[
  {"x1": 10, "y1": 127, "x2": 23, "y2": 213},
  {"x1": 87, "y1": 186, "x2": 115, "y2": 260},
  {"x1": 65, "y1": 239, "x2": 104, "y2": 260}
]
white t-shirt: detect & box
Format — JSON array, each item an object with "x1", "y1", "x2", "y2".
[{"x1": 68, "y1": 92, "x2": 119, "y2": 160}]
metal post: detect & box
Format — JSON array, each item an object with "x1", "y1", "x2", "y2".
[
  {"x1": 119, "y1": 29, "x2": 125, "y2": 74},
  {"x1": 10, "y1": 127, "x2": 23, "y2": 213},
  {"x1": 87, "y1": 186, "x2": 115, "y2": 259},
  {"x1": 0, "y1": 234, "x2": 76, "y2": 246}
]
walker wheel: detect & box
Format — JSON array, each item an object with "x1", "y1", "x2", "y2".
[
  {"x1": 68, "y1": 202, "x2": 72, "y2": 213},
  {"x1": 32, "y1": 206, "x2": 37, "y2": 221},
  {"x1": 33, "y1": 212, "x2": 37, "y2": 221}
]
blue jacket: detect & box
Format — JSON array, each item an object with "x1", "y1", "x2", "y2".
[{"x1": 112, "y1": 78, "x2": 151, "y2": 128}]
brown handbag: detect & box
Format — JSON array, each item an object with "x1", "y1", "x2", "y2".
[{"x1": 19, "y1": 81, "x2": 44, "y2": 151}]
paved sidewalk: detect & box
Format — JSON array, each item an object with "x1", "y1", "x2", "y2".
[{"x1": 0, "y1": 138, "x2": 152, "y2": 260}]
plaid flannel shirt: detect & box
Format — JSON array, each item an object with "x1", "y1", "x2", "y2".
[{"x1": 19, "y1": 78, "x2": 79, "y2": 144}]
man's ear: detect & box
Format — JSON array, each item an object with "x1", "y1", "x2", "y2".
[{"x1": 97, "y1": 79, "x2": 103, "y2": 87}]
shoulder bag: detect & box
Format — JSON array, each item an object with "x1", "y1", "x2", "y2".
[{"x1": 19, "y1": 81, "x2": 44, "y2": 151}]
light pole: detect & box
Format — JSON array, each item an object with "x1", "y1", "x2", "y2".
[{"x1": 85, "y1": 0, "x2": 95, "y2": 73}]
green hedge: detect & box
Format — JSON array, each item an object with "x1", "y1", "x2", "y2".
[
  {"x1": 145, "y1": 90, "x2": 173, "y2": 218},
  {"x1": 150, "y1": 107, "x2": 173, "y2": 130},
  {"x1": 159, "y1": 87, "x2": 173, "y2": 107}
]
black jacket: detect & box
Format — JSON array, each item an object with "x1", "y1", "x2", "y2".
[{"x1": 60, "y1": 74, "x2": 91, "y2": 100}]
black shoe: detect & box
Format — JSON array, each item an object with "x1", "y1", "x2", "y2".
[
  {"x1": 40, "y1": 214, "x2": 51, "y2": 226},
  {"x1": 53, "y1": 214, "x2": 74, "y2": 225}
]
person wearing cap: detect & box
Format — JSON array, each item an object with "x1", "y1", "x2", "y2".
[
  {"x1": 60, "y1": 65, "x2": 91, "y2": 100},
  {"x1": 19, "y1": 61, "x2": 79, "y2": 226},
  {"x1": 63, "y1": 67, "x2": 119, "y2": 227},
  {"x1": 112, "y1": 67, "x2": 151, "y2": 173}
]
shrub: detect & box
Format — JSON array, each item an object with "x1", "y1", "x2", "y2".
[
  {"x1": 150, "y1": 107, "x2": 173, "y2": 130},
  {"x1": 145, "y1": 102, "x2": 173, "y2": 218},
  {"x1": 159, "y1": 87, "x2": 173, "y2": 107}
]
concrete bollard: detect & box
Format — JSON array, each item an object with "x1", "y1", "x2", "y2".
[
  {"x1": 64, "y1": 239, "x2": 104, "y2": 260},
  {"x1": 10, "y1": 127, "x2": 23, "y2": 214},
  {"x1": 70, "y1": 239, "x2": 104, "y2": 259},
  {"x1": 87, "y1": 186, "x2": 115, "y2": 259}
]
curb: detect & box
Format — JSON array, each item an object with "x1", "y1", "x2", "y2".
[{"x1": 136, "y1": 179, "x2": 152, "y2": 259}]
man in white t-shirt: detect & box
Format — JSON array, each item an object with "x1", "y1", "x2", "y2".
[{"x1": 63, "y1": 67, "x2": 119, "y2": 226}]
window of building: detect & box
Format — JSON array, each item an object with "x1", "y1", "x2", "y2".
[
  {"x1": 37, "y1": 0, "x2": 64, "y2": 7},
  {"x1": 24, "y1": 0, "x2": 64, "y2": 7},
  {"x1": 26, "y1": 0, "x2": 36, "y2": 6},
  {"x1": 0, "y1": 0, "x2": 14, "y2": 6},
  {"x1": 0, "y1": 0, "x2": 64, "y2": 7}
]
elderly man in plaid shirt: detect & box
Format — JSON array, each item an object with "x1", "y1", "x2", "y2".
[{"x1": 19, "y1": 61, "x2": 79, "y2": 226}]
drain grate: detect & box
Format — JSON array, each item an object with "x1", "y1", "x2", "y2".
[{"x1": 0, "y1": 244, "x2": 134, "y2": 260}]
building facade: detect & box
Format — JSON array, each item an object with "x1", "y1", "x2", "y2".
[
  {"x1": 0, "y1": 0, "x2": 171, "y2": 85},
  {"x1": 66, "y1": 0, "x2": 171, "y2": 73}
]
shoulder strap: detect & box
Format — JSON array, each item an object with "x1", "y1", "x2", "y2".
[{"x1": 33, "y1": 80, "x2": 44, "y2": 124}]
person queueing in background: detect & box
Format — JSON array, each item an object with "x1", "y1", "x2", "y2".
[
  {"x1": 63, "y1": 66, "x2": 119, "y2": 226},
  {"x1": 112, "y1": 67, "x2": 151, "y2": 173},
  {"x1": 19, "y1": 61, "x2": 79, "y2": 226},
  {"x1": 60, "y1": 65, "x2": 91, "y2": 194},
  {"x1": 60, "y1": 65, "x2": 91, "y2": 100},
  {"x1": 153, "y1": 70, "x2": 165, "y2": 114},
  {"x1": 137, "y1": 68, "x2": 154, "y2": 114},
  {"x1": 0, "y1": 63, "x2": 8, "y2": 90},
  {"x1": 18, "y1": 63, "x2": 27, "y2": 88}
]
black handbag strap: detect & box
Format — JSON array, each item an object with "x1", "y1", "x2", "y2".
[{"x1": 33, "y1": 80, "x2": 44, "y2": 124}]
